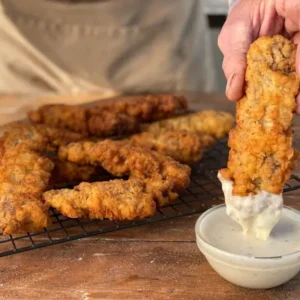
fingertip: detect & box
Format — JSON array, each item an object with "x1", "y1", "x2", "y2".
[
  {"x1": 295, "y1": 94, "x2": 300, "y2": 115},
  {"x1": 225, "y1": 73, "x2": 245, "y2": 101},
  {"x1": 295, "y1": 40, "x2": 300, "y2": 76}
]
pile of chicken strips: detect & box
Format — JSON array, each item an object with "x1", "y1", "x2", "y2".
[{"x1": 0, "y1": 94, "x2": 234, "y2": 234}]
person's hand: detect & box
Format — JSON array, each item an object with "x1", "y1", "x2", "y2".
[{"x1": 218, "y1": 0, "x2": 300, "y2": 113}]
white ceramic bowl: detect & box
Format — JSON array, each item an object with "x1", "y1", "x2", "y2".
[{"x1": 195, "y1": 204, "x2": 300, "y2": 289}]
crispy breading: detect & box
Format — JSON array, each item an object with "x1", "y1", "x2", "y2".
[
  {"x1": 28, "y1": 105, "x2": 88, "y2": 133},
  {"x1": 142, "y1": 110, "x2": 234, "y2": 147},
  {"x1": 28, "y1": 94, "x2": 188, "y2": 136},
  {"x1": 220, "y1": 35, "x2": 300, "y2": 196},
  {"x1": 43, "y1": 179, "x2": 156, "y2": 220},
  {"x1": 5, "y1": 122, "x2": 84, "y2": 150},
  {"x1": 28, "y1": 104, "x2": 139, "y2": 136},
  {"x1": 87, "y1": 111, "x2": 139, "y2": 136},
  {"x1": 94, "y1": 94, "x2": 187, "y2": 121},
  {"x1": 0, "y1": 123, "x2": 88, "y2": 233},
  {"x1": 36, "y1": 124, "x2": 84, "y2": 149},
  {"x1": 128, "y1": 130, "x2": 204, "y2": 164},
  {"x1": 0, "y1": 125, "x2": 54, "y2": 234},
  {"x1": 49, "y1": 158, "x2": 100, "y2": 185},
  {"x1": 59, "y1": 140, "x2": 191, "y2": 206}
]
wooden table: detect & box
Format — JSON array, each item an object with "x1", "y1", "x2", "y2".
[{"x1": 0, "y1": 93, "x2": 300, "y2": 300}]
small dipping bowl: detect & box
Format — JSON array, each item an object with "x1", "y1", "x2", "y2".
[{"x1": 195, "y1": 204, "x2": 300, "y2": 289}]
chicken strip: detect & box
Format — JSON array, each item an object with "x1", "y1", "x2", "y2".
[
  {"x1": 0, "y1": 125, "x2": 54, "y2": 234},
  {"x1": 28, "y1": 105, "x2": 139, "y2": 137},
  {"x1": 141, "y1": 110, "x2": 234, "y2": 147},
  {"x1": 28, "y1": 94, "x2": 188, "y2": 136},
  {"x1": 218, "y1": 35, "x2": 300, "y2": 240},
  {"x1": 59, "y1": 140, "x2": 191, "y2": 206},
  {"x1": 43, "y1": 179, "x2": 156, "y2": 220},
  {"x1": 49, "y1": 158, "x2": 100, "y2": 186},
  {"x1": 220, "y1": 35, "x2": 299, "y2": 195},
  {"x1": 0, "y1": 122, "x2": 87, "y2": 233},
  {"x1": 36, "y1": 124, "x2": 84, "y2": 150},
  {"x1": 94, "y1": 94, "x2": 187, "y2": 121},
  {"x1": 5, "y1": 122, "x2": 84, "y2": 150},
  {"x1": 128, "y1": 130, "x2": 204, "y2": 164}
]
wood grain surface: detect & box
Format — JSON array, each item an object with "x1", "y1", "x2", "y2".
[{"x1": 0, "y1": 92, "x2": 299, "y2": 300}]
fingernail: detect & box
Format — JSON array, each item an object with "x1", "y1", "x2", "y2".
[
  {"x1": 226, "y1": 73, "x2": 236, "y2": 97},
  {"x1": 226, "y1": 73, "x2": 235, "y2": 89}
]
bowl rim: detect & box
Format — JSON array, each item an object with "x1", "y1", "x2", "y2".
[{"x1": 195, "y1": 204, "x2": 300, "y2": 261}]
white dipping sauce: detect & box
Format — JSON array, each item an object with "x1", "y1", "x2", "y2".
[
  {"x1": 200, "y1": 205, "x2": 300, "y2": 257},
  {"x1": 196, "y1": 205, "x2": 300, "y2": 289},
  {"x1": 218, "y1": 172, "x2": 283, "y2": 240}
]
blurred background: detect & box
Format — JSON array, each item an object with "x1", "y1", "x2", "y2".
[
  {"x1": 204, "y1": 0, "x2": 227, "y2": 93},
  {"x1": 0, "y1": 0, "x2": 227, "y2": 97}
]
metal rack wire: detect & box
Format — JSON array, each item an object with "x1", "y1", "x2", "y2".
[{"x1": 1, "y1": 139, "x2": 300, "y2": 257}]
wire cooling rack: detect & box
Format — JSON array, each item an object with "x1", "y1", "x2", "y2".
[{"x1": 1, "y1": 139, "x2": 300, "y2": 257}]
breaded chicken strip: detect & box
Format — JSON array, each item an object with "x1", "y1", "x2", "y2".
[
  {"x1": 94, "y1": 94, "x2": 187, "y2": 121},
  {"x1": 142, "y1": 110, "x2": 234, "y2": 147},
  {"x1": 43, "y1": 179, "x2": 156, "y2": 220},
  {"x1": 28, "y1": 94, "x2": 187, "y2": 136},
  {"x1": 35, "y1": 124, "x2": 84, "y2": 150},
  {"x1": 0, "y1": 125, "x2": 54, "y2": 234},
  {"x1": 49, "y1": 158, "x2": 100, "y2": 185},
  {"x1": 28, "y1": 105, "x2": 138, "y2": 137},
  {"x1": 5, "y1": 122, "x2": 84, "y2": 150},
  {"x1": 128, "y1": 130, "x2": 204, "y2": 164},
  {"x1": 59, "y1": 140, "x2": 191, "y2": 206},
  {"x1": 220, "y1": 35, "x2": 300, "y2": 196},
  {"x1": 0, "y1": 123, "x2": 87, "y2": 233}
]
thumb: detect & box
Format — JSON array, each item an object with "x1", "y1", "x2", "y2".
[
  {"x1": 222, "y1": 54, "x2": 247, "y2": 101},
  {"x1": 218, "y1": 1, "x2": 254, "y2": 100}
]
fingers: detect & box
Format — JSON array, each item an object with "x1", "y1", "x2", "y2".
[
  {"x1": 222, "y1": 54, "x2": 247, "y2": 101},
  {"x1": 276, "y1": 0, "x2": 300, "y2": 34},
  {"x1": 259, "y1": 0, "x2": 284, "y2": 36},
  {"x1": 296, "y1": 94, "x2": 300, "y2": 115},
  {"x1": 218, "y1": 1, "x2": 254, "y2": 100}
]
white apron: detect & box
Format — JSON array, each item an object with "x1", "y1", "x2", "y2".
[{"x1": 0, "y1": 0, "x2": 216, "y2": 125}]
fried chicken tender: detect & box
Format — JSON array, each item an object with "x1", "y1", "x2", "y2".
[
  {"x1": 28, "y1": 105, "x2": 139, "y2": 137},
  {"x1": 49, "y1": 158, "x2": 100, "y2": 185},
  {"x1": 142, "y1": 110, "x2": 234, "y2": 147},
  {"x1": 220, "y1": 35, "x2": 300, "y2": 196},
  {"x1": 59, "y1": 140, "x2": 191, "y2": 206},
  {"x1": 5, "y1": 122, "x2": 84, "y2": 150},
  {"x1": 0, "y1": 124, "x2": 54, "y2": 234},
  {"x1": 95, "y1": 94, "x2": 187, "y2": 121},
  {"x1": 0, "y1": 123, "x2": 87, "y2": 233},
  {"x1": 28, "y1": 94, "x2": 188, "y2": 137},
  {"x1": 36, "y1": 124, "x2": 84, "y2": 149},
  {"x1": 128, "y1": 130, "x2": 204, "y2": 164},
  {"x1": 43, "y1": 179, "x2": 156, "y2": 220}
]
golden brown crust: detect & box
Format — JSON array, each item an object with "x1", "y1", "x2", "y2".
[
  {"x1": 5, "y1": 122, "x2": 85, "y2": 150},
  {"x1": 28, "y1": 94, "x2": 188, "y2": 136},
  {"x1": 220, "y1": 35, "x2": 300, "y2": 196},
  {"x1": 95, "y1": 94, "x2": 188, "y2": 121},
  {"x1": 87, "y1": 111, "x2": 139, "y2": 136},
  {"x1": 142, "y1": 110, "x2": 234, "y2": 147},
  {"x1": 49, "y1": 158, "x2": 100, "y2": 185},
  {"x1": 58, "y1": 140, "x2": 191, "y2": 207},
  {"x1": 28, "y1": 105, "x2": 88, "y2": 134},
  {"x1": 43, "y1": 179, "x2": 156, "y2": 220},
  {"x1": 128, "y1": 130, "x2": 204, "y2": 164},
  {"x1": 0, "y1": 125, "x2": 54, "y2": 234}
]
